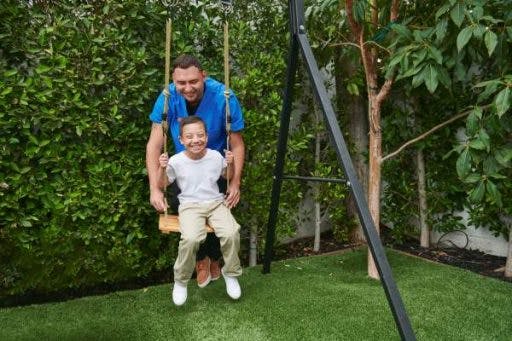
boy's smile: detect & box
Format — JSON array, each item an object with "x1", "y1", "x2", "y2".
[{"x1": 180, "y1": 121, "x2": 208, "y2": 159}]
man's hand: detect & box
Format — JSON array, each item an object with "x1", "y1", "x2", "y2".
[
  {"x1": 225, "y1": 182, "x2": 240, "y2": 209},
  {"x1": 150, "y1": 187, "x2": 168, "y2": 212}
]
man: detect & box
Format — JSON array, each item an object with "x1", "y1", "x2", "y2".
[{"x1": 146, "y1": 54, "x2": 245, "y2": 289}]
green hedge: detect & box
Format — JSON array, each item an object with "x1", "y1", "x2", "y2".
[
  {"x1": 0, "y1": 0, "x2": 182, "y2": 296},
  {"x1": 0, "y1": 0, "x2": 302, "y2": 298}
]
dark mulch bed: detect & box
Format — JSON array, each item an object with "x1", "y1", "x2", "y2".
[
  {"x1": 393, "y1": 242, "x2": 508, "y2": 281},
  {"x1": 275, "y1": 230, "x2": 509, "y2": 282}
]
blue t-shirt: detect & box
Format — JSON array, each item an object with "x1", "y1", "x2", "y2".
[{"x1": 149, "y1": 77, "x2": 244, "y2": 154}]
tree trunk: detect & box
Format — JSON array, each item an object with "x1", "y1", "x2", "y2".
[
  {"x1": 314, "y1": 193, "x2": 321, "y2": 252},
  {"x1": 505, "y1": 227, "x2": 512, "y2": 278},
  {"x1": 249, "y1": 227, "x2": 257, "y2": 266},
  {"x1": 416, "y1": 148, "x2": 430, "y2": 247},
  {"x1": 313, "y1": 107, "x2": 322, "y2": 252},
  {"x1": 345, "y1": 0, "x2": 399, "y2": 279},
  {"x1": 334, "y1": 53, "x2": 369, "y2": 244},
  {"x1": 367, "y1": 99, "x2": 381, "y2": 279}
]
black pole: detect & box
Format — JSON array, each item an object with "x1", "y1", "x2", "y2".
[
  {"x1": 263, "y1": 0, "x2": 416, "y2": 340},
  {"x1": 262, "y1": 0, "x2": 299, "y2": 274},
  {"x1": 297, "y1": 31, "x2": 416, "y2": 341}
]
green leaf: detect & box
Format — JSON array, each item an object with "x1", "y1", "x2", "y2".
[
  {"x1": 346, "y1": 83, "x2": 359, "y2": 96},
  {"x1": 1, "y1": 87, "x2": 13, "y2": 96},
  {"x1": 3, "y1": 69, "x2": 18, "y2": 77},
  {"x1": 476, "y1": 80, "x2": 500, "y2": 103},
  {"x1": 472, "y1": 25, "x2": 486, "y2": 39},
  {"x1": 469, "y1": 139, "x2": 486, "y2": 150},
  {"x1": 435, "y1": 3, "x2": 451, "y2": 20},
  {"x1": 428, "y1": 46, "x2": 443, "y2": 65},
  {"x1": 20, "y1": 220, "x2": 33, "y2": 228},
  {"x1": 484, "y1": 30, "x2": 498, "y2": 57},
  {"x1": 456, "y1": 148, "x2": 471, "y2": 178},
  {"x1": 456, "y1": 26, "x2": 473, "y2": 51},
  {"x1": 411, "y1": 67, "x2": 425, "y2": 88},
  {"x1": 478, "y1": 129, "x2": 491, "y2": 152},
  {"x1": 472, "y1": 106, "x2": 483, "y2": 119},
  {"x1": 424, "y1": 65, "x2": 439, "y2": 93},
  {"x1": 466, "y1": 111, "x2": 479, "y2": 136},
  {"x1": 485, "y1": 180, "x2": 502, "y2": 207},
  {"x1": 495, "y1": 148, "x2": 512, "y2": 167},
  {"x1": 471, "y1": 6, "x2": 484, "y2": 20},
  {"x1": 463, "y1": 173, "x2": 481, "y2": 184},
  {"x1": 391, "y1": 23, "x2": 413, "y2": 40},
  {"x1": 435, "y1": 19, "x2": 448, "y2": 42},
  {"x1": 126, "y1": 232, "x2": 134, "y2": 244},
  {"x1": 495, "y1": 87, "x2": 510, "y2": 117},
  {"x1": 450, "y1": 3, "x2": 466, "y2": 27},
  {"x1": 469, "y1": 180, "x2": 485, "y2": 203},
  {"x1": 437, "y1": 67, "x2": 452, "y2": 89},
  {"x1": 483, "y1": 155, "x2": 498, "y2": 174},
  {"x1": 413, "y1": 49, "x2": 428, "y2": 67},
  {"x1": 35, "y1": 64, "x2": 51, "y2": 74}
]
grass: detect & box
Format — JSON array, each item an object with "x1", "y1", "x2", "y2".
[{"x1": 1, "y1": 248, "x2": 511, "y2": 340}]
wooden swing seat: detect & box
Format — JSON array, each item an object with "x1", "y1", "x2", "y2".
[{"x1": 159, "y1": 214, "x2": 214, "y2": 234}]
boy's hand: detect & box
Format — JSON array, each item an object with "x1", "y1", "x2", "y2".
[
  {"x1": 224, "y1": 150, "x2": 234, "y2": 164},
  {"x1": 159, "y1": 153, "x2": 169, "y2": 168}
]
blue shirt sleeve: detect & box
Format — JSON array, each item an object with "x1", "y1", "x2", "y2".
[
  {"x1": 228, "y1": 90, "x2": 244, "y2": 132},
  {"x1": 149, "y1": 91, "x2": 165, "y2": 124}
]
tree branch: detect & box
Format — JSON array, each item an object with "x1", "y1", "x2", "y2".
[{"x1": 381, "y1": 105, "x2": 492, "y2": 163}]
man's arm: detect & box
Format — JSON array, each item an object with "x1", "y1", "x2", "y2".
[
  {"x1": 225, "y1": 131, "x2": 244, "y2": 208},
  {"x1": 146, "y1": 123, "x2": 167, "y2": 212}
]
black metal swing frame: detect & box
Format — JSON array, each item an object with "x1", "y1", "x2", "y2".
[{"x1": 262, "y1": 1, "x2": 416, "y2": 340}]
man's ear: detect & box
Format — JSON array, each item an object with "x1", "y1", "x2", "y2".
[{"x1": 201, "y1": 70, "x2": 207, "y2": 78}]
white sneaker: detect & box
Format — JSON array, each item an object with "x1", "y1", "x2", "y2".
[
  {"x1": 172, "y1": 282, "x2": 187, "y2": 306},
  {"x1": 222, "y1": 269, "x2": 241, "y2": 300}
]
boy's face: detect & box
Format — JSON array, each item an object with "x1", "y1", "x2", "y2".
[
  {"x1": 179, "y1": 122, "x2": 208, "y2": 157},
  {"x1": 172, "y1": 66, "x2": 206, "y2": 106}
]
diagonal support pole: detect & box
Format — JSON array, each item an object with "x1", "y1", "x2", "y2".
[{"x1": 263, "y1": 1, "x2": 416, "y2": 340}]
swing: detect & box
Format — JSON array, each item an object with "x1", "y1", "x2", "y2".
[{"x1": 158, "y1": 0, "x2": 233, "y2": 234}]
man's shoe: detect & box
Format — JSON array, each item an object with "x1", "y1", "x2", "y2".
[
  {"x1": 222, "y1": 269, "x2": 241, "y2": 300},
  {"x1": 196, "y1": 257, "x2": 211, "y2": 288},
  {"x1": 210, "y1": 259, "x2": 221, "y2": 281},
  {"x1": 172, "y1": 282, "x2": 187, "y2": 306}
]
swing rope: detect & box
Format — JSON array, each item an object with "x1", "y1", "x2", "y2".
[
  {"x1": 222, "y1": 2, "x2": 232, "y2": 189},
  {"x1": 162, "y1": 17, "x2": 172, "y2": 218},
  {"x1": 158, "y1": 0, "x2": 234, "y2": 234}
]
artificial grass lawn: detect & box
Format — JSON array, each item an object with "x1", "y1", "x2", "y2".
[{"x1": 1, "y1": 249, "x2": 511, "y2": 340}]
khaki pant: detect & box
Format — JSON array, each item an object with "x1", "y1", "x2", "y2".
[{"x1": 173, "y1": 200, "x2": 242, "y2": 285}]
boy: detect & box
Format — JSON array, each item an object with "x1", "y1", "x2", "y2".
[{"x1": 159, "y1": 116, "x2": 242, "y2": 306}]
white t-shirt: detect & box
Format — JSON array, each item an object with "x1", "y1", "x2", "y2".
[{"x1": 167, "y1": 149, "x2": 226, "y2": 204}]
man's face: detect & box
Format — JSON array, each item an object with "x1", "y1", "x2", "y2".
[
  {"x1": 179, "y1": 122, "x2": 208, "y2": 158},
  {"x1": 172, "y1": 66, "x2": 206, "y2": 106}
]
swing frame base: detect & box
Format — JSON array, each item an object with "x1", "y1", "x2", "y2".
[{"x1": 159, "y1": 214, "x2": 213, "y2": 234}]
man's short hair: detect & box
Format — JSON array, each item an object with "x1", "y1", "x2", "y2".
[
  {"x1": 173, "y1": 54, "x2": 203, "y2": 72},
  {"x1": 179, "y1": 115, "x2": 207, "y2": 135}
]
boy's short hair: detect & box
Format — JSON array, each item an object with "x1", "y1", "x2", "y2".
[
  {"x1": 179, "y1": 116, "x2": 207, "y2": 135},
  {"x1": 173, "y1": 54, "x2": 203, "y2": 72}
]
